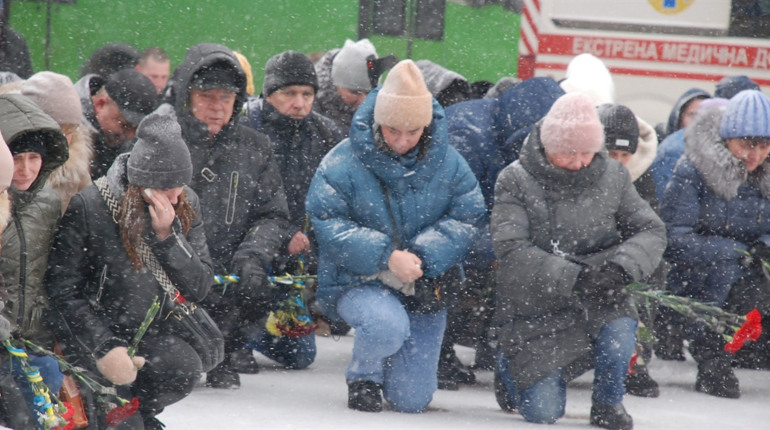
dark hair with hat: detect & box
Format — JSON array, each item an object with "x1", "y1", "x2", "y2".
[
  {"x1": 105, "y1": 69, "x2": 158, "y2": 127},
  {"x1": 262, "y1": 51, "x2": 318, "y2": 96},
  {"x1": 597, "y1": 104, "x2": 639, "y2": 154},
  {"x1": 191, "y1": 61, "x2": 242, "y2": 93},
  {"x1": 127, "y1": 107, "x2": 192, "y2": 189},
  {"x1": 80, "y1": 43, "x2": 140, "y2": 78},
  {"x1": 715, "y1": 75, "x2": 760, "y2": 100}
]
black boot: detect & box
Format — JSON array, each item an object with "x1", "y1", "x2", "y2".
[
  {"x1": 143, "y1": 417, "x2": 166, "y2": 430},
  {"x1": 690, "y1": 330, "x2": 741, "y2": 398},
  {"x1": 625, "y1": 362, "x2": 660, "y2": 398},
  {"x1": 228, "y1": 349, "x2": 260, "y2": 374},
  {"x1": 590, "y1": 403, "x2": 633, "y2": 430},
  {"x1": 206, "y1": 360, "x2": 241, "y2": 389},
  {"x1": 347, "y1": 380, "x2": 383, "y2": 412},
  {"x1": 653, "y1": 308, "x2": 686, "y2": 361},
  {"x1": 695, "y1": 359, "x2": 740, "y2": 398},
  {"x1": 437, "y1": 344, "x2": 475, "y2": 390}
]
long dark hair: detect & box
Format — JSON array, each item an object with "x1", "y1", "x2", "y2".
[{"x1": 119, "y1": 185, "x2": 196, "y2": 269}]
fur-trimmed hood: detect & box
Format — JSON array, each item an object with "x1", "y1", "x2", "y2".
[
  {"x1": 684, "y1": 106, "x2": 770, "y2": 200},
  {"x1": 625, "y1": 115, "x2": 658, "y2": 181},
  {"x1": 45, "y1": 127, "x2": 93, "y2": 213}
]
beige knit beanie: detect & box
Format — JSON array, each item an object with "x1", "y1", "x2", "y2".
[
  {"x1": 374, "y1": 59, "x2": 432, "y2": 129},
  {"x1": 21, "y1": 71, "x2": 83, "y2": 125}
]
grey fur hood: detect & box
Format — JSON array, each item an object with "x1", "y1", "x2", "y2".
[{"x1": 684, "y1": 106, "x2": 770, "y2": 200}]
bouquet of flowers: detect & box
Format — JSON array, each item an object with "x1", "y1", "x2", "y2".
[
  {"x1": 625, "y1": 283, "x2": 762, "y2": 354},
  {"x1": 4, "y1": 340, "x2": 73, "y2": 430},
  {"x1": 265, "y1": 272, "x2": 318, "y2": 338}
]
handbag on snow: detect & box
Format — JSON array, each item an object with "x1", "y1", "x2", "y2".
[{"x1": 95, "y1": 177, "x2": 224, "y2": 373}]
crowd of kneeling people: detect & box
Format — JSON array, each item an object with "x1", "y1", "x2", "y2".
[{"x1": 0, "y1": 39, "x2": 769, "y2": 430}]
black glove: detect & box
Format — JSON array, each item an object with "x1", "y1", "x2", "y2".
[
  {"x1": 573, "y1": 263, "x2": 630, "y2": 304},
  {"x1": 235, "y1": 262, "x2": 271, "y2": 306},
  {"x1": 749, "y1": 241, "x2": 770, "y2": 267}
]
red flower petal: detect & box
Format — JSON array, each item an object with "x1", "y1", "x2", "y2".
[
  {"x1": 725, "y1": 309, "x2": 763, "y2": 354},
  {"x1": 105, "y1": 397, "x2": 140, "y2": 427}
]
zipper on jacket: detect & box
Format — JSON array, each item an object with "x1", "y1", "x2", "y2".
[
  {"x1": 173, "y1": 231, "x2": 193, "y2": 258},
  {"x1": 225, "y1": 171, "x2": 239, "y2": 227},
  {"x1": 13, "y1": 217, "x2": 26, "y2": 328}
]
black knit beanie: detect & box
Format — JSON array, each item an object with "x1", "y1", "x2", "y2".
[
  {"x1": 127, "y1": 107, "x2": 192, "y2": 189},
  {"x1": 262, "y1": 51, "x2": 318, "y2": 96}
]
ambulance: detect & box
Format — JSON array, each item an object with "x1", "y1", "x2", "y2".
[{"x1": 517, "y1": 0, "x2": 770, "y2": 125}]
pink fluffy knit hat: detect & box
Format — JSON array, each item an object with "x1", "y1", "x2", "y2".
[
  {"x1": 374, "y1": 59, "x2": 433, "y2": 129},
  {"x1": 540, "y1": 92, "x2": 604, "y2": 154}
]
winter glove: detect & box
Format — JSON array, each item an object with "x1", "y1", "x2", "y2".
[
  {"x1": 749, "y1": 241, "x2": 770, "y2": 266},
  {"x1": 573, "y1": 263, "x2": 631, "y2": 305},
  {"x1": 235, "y1": 261, "x2": 271, "y2": 305},
  {"x1": 96, "y1": 347, "x2": 145, "y2": 386}
]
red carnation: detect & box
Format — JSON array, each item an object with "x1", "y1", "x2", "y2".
[
  {"x1": 725, "y1": 309, "x2": 763, "y2": 354},
  {"x1": 106, "y1": 397, "x2": 140, "y2": 427}
]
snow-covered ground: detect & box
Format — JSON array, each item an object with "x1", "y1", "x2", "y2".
[{"x1": 159, "y1": 333, "x2": 770, "y2": 429}]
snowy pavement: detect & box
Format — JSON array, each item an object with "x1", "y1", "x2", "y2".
[{"x1": 159, "y1": 333, "x2": 770, "y2": 429}]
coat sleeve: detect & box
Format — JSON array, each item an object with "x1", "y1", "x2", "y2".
[
  {"x1": 662, "y1": 159, "x2": 746, "y2": 264},
  {"x1": 45, "y1": 193, "x2": 123, "y2": 357},
  {"x1": 230, "y1": 138, "x2": 291, "y2": 282},
  {"x1": 408, "y1": 152, "x2": 486, "y2": 278},
  {"x1": 606, "y1": 165, "x2": 667, "y2": 282},
  {"x1": 306, "y1": 161, "x2": 396, "y2": 276},
  {"x1": 492, "y1": 165, "x2": 583, "y2": 312},
  {"x1": 150, "y1": 189, "x2": 214, "y2": 302}
]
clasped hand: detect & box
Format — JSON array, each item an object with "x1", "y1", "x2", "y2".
[{"x1": 388, "y1": 250, "x2": 423, "y2": 284}]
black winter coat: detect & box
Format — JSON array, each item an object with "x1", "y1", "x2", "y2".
[
  {"x1": 242, "y1": 97, "x2": 342, "y2": 238},
  {"x1": 45, "y1": 156, "x2": 214, "y2": 361},
  {"x1": 169, "y1": 44, "x2": 290, "y2": 292}
]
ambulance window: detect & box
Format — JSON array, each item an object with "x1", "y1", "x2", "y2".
[
  {"x1": 729, "y1": 0, "x2": 770, "y2": 38},
  {"x1": 549, "y1": 1, "x2": 731, "y2": 37}
]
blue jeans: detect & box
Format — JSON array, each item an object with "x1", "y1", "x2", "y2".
[
  {"x1": 246, "y1": 328, "x2": 316, "y2": 369},
  {"x1": 337, "y1": 285, "x2": 446, "y2": 413},
  {"x1": 496, "y1": 317, "x2": 637, "y2": 424},
  {"x1": 5, "y1": 354, "x2": 64, "y2": 428}
]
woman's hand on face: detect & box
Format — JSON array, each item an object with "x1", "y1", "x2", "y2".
[
  {"x1": 388, "y1": 249, "x2": 423, "y2": 284},
  {"x1": 144, "y1": 188, "x2": 175, "y2": 240}
]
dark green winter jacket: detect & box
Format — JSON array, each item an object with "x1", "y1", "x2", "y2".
[{"x1": 0, "y1": 94, "x2": 68, "y2": 344}]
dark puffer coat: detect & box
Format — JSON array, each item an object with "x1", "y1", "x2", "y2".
[
  {"x1": 663, "y1": 106, "x2": 770, "y2": 304},
  {"x1": 491, "y1": 122, "x2": 666, "y2": 390},
  {"x1": 45, "y1": 154, "x2": 213, "y2": 360}
]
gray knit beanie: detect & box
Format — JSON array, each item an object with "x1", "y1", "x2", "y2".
[
  {"x1": 332, "y1": 39, "x2": 377, "y2": 92},
  {"x1": 21, "y1": 71, "x2": 83, "y2": 125},
  {"x1": 127, "y1": 107, "x2": 192, "y2": 189},
  {"x1": 262, "y1": 51, "x2": 318, "y2": 96}
]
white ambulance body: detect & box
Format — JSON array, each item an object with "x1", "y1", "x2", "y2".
[{"x1": 518, "y1": 0, "x2": 770, "y2": 125}]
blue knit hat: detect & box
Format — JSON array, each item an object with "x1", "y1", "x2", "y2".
[{"x1": 719, "y1": 90, "x2": 770, "y2": 139}]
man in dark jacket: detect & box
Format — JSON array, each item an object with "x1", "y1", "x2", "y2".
[
  {"x1": 169, "y1": 43, "x2": 291, "y2": 389},
  {"x1": 75, "y1": 69, "x2": 158, "y2": 179},
  {"x1": 242, "y1": 51, "x2": 344, "y2": 338}
]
